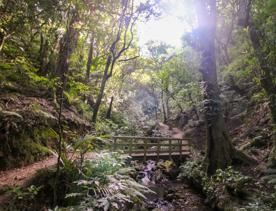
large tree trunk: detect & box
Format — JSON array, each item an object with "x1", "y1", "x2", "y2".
[
  {"x1": 56, "y1": 9, "x2": 79, "y2": 89},
  {"x1": 196, "y1": 0, "x2": 238, "y2": 175},
  {"x1": 92, "y1": 55, "x2": 112, "y2": 123}
]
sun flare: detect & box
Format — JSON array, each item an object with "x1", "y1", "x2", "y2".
[{"x1": 137, "y1": 0, "x2": 195, "y2": 48}]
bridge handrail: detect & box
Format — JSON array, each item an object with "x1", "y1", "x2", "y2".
[
  {"x1": 111, "y1": 136, "x2": 190, "y2": 161},
  {"x1": 112, "y1": 136, "x2": 191, "y2": 141}
]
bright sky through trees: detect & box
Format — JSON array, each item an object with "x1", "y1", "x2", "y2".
[{"x1": 137, "y1": 0, "x2": 194, "y2": 48}]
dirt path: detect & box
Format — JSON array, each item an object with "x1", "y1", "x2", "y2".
[
  {"x1": 157, "y1": 122, "x2": 184, "y2": 139},
  {"x1": 0, "y1": 152, "x2": 98, "y2": 192},
  {"x1": 0, "y1": 156, "x2": 57, "y2": 191},
  {"x1": 0, "y1": 152, "x2": 96, "y2": 205},
  {"x1": 0, "y1": 155, "x2": 58, "y2": 204}
]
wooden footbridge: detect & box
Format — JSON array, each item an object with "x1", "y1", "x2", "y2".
[{"x1": 112, "y1": 136, "x2": 190, "y2": 161}]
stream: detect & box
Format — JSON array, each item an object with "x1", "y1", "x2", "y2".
[{"x1": 132, "y1": 160, "x2": 210, "y2": 211}]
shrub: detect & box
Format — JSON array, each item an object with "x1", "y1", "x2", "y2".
[
  {"x1": 178, "y1": 161, "x2": 253, "y2": 209},
  {"x1": 202, "y1": 166, "x2": 252, "y2": 202},
  {"x1": 178, "y1": 160, "x2": 205, "y2": 187}
]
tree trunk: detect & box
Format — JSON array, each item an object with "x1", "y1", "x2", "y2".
[
  {"x1": 165, "y1": 86, "x2": 170, "y2": 119},
  {"x1": 188, "y1": 92, "x2": 199, "y2": 120},
  {"x1": 196, "y1": 0, "x2": 238, "y2": 175},
  {"x1": 86, "y1": 35, "x2": 94, "y2": 82},
  {"x1": 53, "y1": 8, "x2": 79, "y2": 204},
  {"x1": 161, "y1": 90, "x2": 167, "y2": 123},
  {"x1": 56, "y1": 9, "x2": 79, "y2": 89},
  {"x1": 92, "y1": 55, "x2": 112, "y2": 123},
  {"x1": 37, "y1": 33, "x2": 49, "y2": 75},
  {"x1": 106, "y1": 96, "x2": 114, "y2": 119}
]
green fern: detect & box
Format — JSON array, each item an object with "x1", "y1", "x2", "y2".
[
  {"x1": 67, "y1": 173, "x2": 154, "y2": 210},
  {"x1": 64, "y1": 152, "x2": 154, "y2": 210}
]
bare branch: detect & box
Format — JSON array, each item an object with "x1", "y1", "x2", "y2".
[{"x1": 118, "y1": 55, "x2": 140, "y2": 62}]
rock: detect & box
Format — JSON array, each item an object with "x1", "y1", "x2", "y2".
[
  {"x1": 251, "y1": 136, "x2": 267, "y2": 148},
  {"x1": 165, "y1": 193, "x2": 176, "y2": 202},
  {"x1": 250, "y1": 149, "x2": 259, "y2": 155},
  {"x1": 167, "y1": 168, "x2": 180, "y2": 180}
]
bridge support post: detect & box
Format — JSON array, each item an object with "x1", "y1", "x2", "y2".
[
  {"x1": 143, "y1": 139, "x2": 147, "y2": 162},
  {"x1": 157, "y1": 140, "x2": 160, "y2": 161},
  {"x1": 129, "y1": 138, "x2": 133, "y2": 156},
  {"x1": 169, "y1": 139, "x2": 172, "y2": 160}
]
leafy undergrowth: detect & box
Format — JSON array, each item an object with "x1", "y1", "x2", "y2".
[
  {"x1": 178, "y1": 160, "x2": 276, "y2": 210},
  {"x1": 2, "y1": 152, "x2": 153, "y2": 211}
]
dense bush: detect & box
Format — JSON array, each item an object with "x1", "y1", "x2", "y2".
[{"x1": 178, "y1": 161, "x2": 275, "y2": 210}]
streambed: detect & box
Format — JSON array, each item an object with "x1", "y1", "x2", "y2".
[{"x1": 132, "y1": 160, "x2": 210, "y2": 211}]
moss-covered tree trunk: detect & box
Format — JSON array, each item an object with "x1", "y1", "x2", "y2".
[{"x1": 196, "y1": 0, "x2": 237, "y2": 175}]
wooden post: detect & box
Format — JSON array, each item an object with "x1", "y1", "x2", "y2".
[
  {"x1": 129, "y1": 138, "x2": 133, "y2": 156},
  {"x1": 179, "y1": 140, "x2": 182, "y2": 159},
  {"x1": 169, "y1": 139, "x2": 172, "y2": 160},
  {"x1": 144, "y1": 139, "x2": 147, "y2": 162},
  {"x1": 157, "y1": 139, "x2": 160, "y2": 161}
]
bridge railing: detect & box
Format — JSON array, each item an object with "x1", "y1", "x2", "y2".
[{"x1": 112, "y1": 136, "x2": 190, "y2": 161}]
